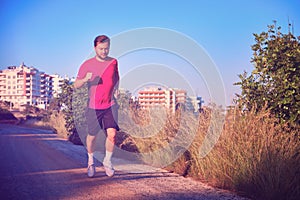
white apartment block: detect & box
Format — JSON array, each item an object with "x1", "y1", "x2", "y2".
[
  {"x1": 138, "y1": 87, "x2": 187, "y2": 113},
  {"x1": 186, "y1": 96, "x2": 204, "y2": 112},
  {"x1": 51, "y1": 74, "x2": 66, "y2": 98},
  {"x1": 0, "y1": 63, "x2": 53, "y2": 110}
]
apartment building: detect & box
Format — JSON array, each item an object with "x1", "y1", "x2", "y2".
[
  {"x1": 138, "y1": 87, "x2": 187, "y2": 113},
  {"x1": 52, "y1": 74, "x2": 66, "y2": 98},
  {"x1": 186, "y1": 96, "x2": 204, "y2": 112},
  {"x1": 0, "y1": 63, "x2": 53, "y2": 109}
]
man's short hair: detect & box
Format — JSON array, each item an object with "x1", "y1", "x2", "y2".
[{"x1": 94, "y1": 35, "x2": 110, "y2": 47}]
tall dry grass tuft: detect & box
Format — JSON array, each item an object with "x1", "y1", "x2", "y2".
[
  {"x1": 20, "y1": 111, "x2": 70, "y2": 139},
  {"x1": 48, "y1": 111, "x2": 70, "y2": 139},
  {"x1": 21, "y1": 118, "x2": 53, "y2": 130},
  {"x1": 217, "y1": 106, "x2": 300, "y2": 199},
  {"x1": 180, "y1": 106, "x2": 299, "y2": 199},
  {"x1": 121, "y1": 105, "x2": 300, "y2": 200},
  {"x1": 119, "y1": 107, "x2": 198, "y2": 168}
]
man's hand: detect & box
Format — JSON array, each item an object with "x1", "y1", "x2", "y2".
[
  {"x1": 114, "y1": 89, "x2": 120, "y2": 99},
  {"x1": 89, "y1": 76, "x2": 102, "y2": 86},
  {"x1": 85, "y1": 72, "x2": 93, "y2": 82},
  {"x1": 74, "y1": 72, "x2": 93, "y2": 89}
]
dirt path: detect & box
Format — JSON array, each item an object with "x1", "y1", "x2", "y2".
[{"x1": 0, "y1": 123, "x2": 249, "y2": 200}]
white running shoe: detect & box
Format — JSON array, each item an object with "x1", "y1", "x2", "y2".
[
  {"x1": 87, "y1": 164, "x2": 95, "y2": 178},
  {"x1": 103, "y1": 160, "x2": 114, "y2": 177}
]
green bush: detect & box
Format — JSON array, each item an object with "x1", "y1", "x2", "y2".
[
  {"x1": 56, "y1": 80, "x2": 88, "y2": 144},
  {"x1": 235, "y1": 22, "x2": 300, "y2": 125}
]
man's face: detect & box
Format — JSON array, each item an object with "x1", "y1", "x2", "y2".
[{"x1": 95, "y1": 41, "x2": 110, "y2": 60}]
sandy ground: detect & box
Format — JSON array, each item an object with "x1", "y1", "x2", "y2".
[{"x1": 0, "y1": 123, "x2": 250, "y2": 200}]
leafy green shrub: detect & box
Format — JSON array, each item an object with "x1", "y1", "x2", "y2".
[
  {"x1": 235, "y1": 22, "x2": 300, "y2": 125},
  {"x1": 56, "y1": 79, "x2": 88, "y2": 144}
]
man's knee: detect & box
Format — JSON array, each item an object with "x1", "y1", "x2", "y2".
[
  {"x1": 86, "y1": 134, "x2": 96, "y2": 142},
  {"x1": 106, "y1": 128, "x2": 116, "y2": 143}
]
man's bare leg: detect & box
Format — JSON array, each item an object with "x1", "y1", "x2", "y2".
[
  {"x1": 103, "y1": 128, "x2": 116, "y2": 177},
  {"x1": 86, "y1": 134, "x2": 96, "y2": 154},
  {"x1": 105, "y1": 128, "x2": 116, "y2": 152},
  {"x1": 86, "y1": 134, "x2": 96, "y2": 177}
]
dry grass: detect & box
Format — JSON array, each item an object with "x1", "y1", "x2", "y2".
[
  {"x1": 119, "y1": 107, "x2": 198, "y2": 168},
  {"x1": 211, "y1": 107, "x2": 300, "y2": 200},
  {"x1": 21, "y1": 111, "x2": 70, "y2": 139},
  {"x1": 48, "y1": 111, "x2": 70, "y2": 139},
  {"x1": 119, "y1": 105, "x2": 300, "y2": 200}
]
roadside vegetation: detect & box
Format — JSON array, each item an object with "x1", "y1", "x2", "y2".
[
  {"x1": 115, "y1": 23, "x2": 300, "y2": 199},
  {"x1": 118, "y1": 104, "x2": 299, "y2": 200}
]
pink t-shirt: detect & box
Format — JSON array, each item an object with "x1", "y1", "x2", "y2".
[{"x1": 76, "y1": 57, "x2": 119, "y2": 109}]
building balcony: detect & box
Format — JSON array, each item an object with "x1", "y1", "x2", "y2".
[
  {"x1": 139, "y1": 92, "x2": 165, "y2": 95},
  {"x1": 139, "y1": 99, "x2": 166, "y2": 103},
  {"x1": 139, "y1": 95, "x2": 165, "y2": 98}
]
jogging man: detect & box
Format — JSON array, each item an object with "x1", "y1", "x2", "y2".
[{"x1": 74, "y1": 35, "x2": 119, "y2": 177}]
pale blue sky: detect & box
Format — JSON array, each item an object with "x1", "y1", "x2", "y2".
[{"x1": 1, "y1": 0, "x2": 299, "y2": 105}]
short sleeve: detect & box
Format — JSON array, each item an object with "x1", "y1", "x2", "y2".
[{"x1": 76, "y1": 62, "x2": 87, "y2": 80}]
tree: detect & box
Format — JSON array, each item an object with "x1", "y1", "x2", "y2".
[
  {"x1": 48, "y1": 97, "x2": 61, "y2": 113},
  {"x1": 117, "y1": 89, "x2": 132, "y2": 110},
  {"x1": 57, "y1": 79, "x2": 88, "y2": 144},
  {"x1": 235, "y1": 22, "x2": 300, "y2": 125}
]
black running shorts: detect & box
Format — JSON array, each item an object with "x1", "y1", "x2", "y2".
[{"x1": 86, "y1": 104, "x2": 119, "y2": 136}]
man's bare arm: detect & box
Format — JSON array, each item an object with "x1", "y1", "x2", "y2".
[{"x1": 74, "y1": 72, "x2": 92, "y2": 89}]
